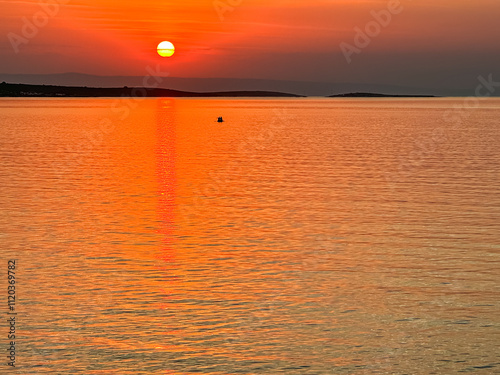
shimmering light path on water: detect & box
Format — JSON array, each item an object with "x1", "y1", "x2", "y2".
[{"x1": 0, "y1": 98, "x2": 499, "y2": 374}]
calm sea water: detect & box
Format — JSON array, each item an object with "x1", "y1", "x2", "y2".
[{"x1": 0, "y1": 98, "x2": 499, "y2": 374}]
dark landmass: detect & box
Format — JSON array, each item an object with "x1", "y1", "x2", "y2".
[
  {"x1": 329, "y1": 92, "x2": 436, "y2": 98},
  {"x1": 0, "y1": 83, "x2": 439, "y2": 98},
  {"x1": 0, "y1": 82, "x2": 304, "y2": 98},
  {"x1": 0, "y1": 73, "x2": 468, "y2": 96}
]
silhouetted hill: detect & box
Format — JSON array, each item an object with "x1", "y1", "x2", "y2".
[
  {"x1": 0, "y1": 82, "x2": 303, "y2": 98},
  {"x1": 0, "y1": 73, "x2": 466, "y2": 96}
]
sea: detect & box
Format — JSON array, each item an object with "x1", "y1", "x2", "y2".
[{"x1": 0, "y1": 98, "x2": 499, "y2": 374}]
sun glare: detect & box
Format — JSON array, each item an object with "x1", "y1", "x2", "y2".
[{"x1": 157, "y1": 41, "x2": 175, "y2": 57}]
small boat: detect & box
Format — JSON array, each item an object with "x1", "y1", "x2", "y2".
[{"x1": 217, "y1": 116, "x2": 224, "y2": 123}]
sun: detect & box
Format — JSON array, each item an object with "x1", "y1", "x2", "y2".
[{"x1": 157, "y1": 41, "x2": 175, "y2": 57}]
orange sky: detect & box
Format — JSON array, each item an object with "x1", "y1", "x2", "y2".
[{"x1": 1, "y1": 0, "x2": 500, "y2": 86}]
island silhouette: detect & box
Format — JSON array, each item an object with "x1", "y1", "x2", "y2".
[
  {"x1": 0, "y1": 82, "x2": 304, "y2": 98},
  {"x1": 329, "y1": 92, "x2": 435, "y2": 98},
  {"x1": 0, "y1": 82, "x2": 436, "y2": 98}
]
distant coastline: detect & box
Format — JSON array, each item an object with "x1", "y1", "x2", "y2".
[
  {"x1": 0, "y1": 82, "x2": 303, "y2": 98},
  {"x1": 0, "y1": 82, "x2": 439, "y2": 98},
  {"x1": 0, "y1": 73, "x2": 487, "y2": 97},
  {"x1": 329, "y1": 92, "x2": 436, "y2": 98}
]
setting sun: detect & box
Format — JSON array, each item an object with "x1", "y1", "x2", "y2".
[{"x1": 157, "y1": 41, "x2": 175, "y2": 57}]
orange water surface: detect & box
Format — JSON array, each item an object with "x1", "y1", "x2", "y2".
[{"x1": 0, "y1": 98, "x2": 499, "y2": 374}]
